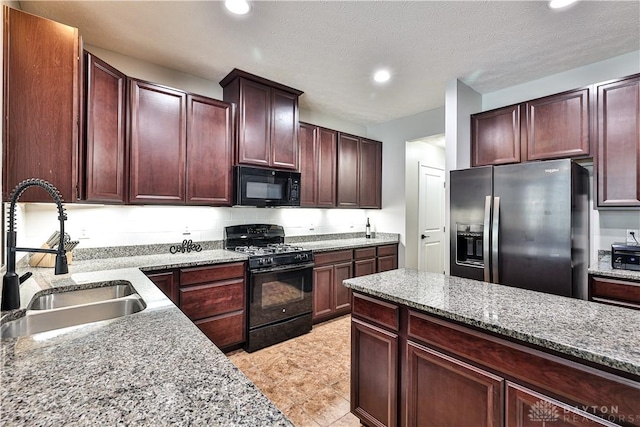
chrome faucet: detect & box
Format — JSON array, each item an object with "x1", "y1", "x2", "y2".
[{"x1": 1, "y1": 179, "x2": 69, "y2": 311}]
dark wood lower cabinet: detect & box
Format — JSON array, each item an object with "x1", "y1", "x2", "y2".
[
  {"x1": 590, "y1": 275, "x2": 640, "y2": 310},
  {"x1": 194, "y1": 311, "x2": 245, "y2": 349},
  {"x1": 351, "y1": 318, "x2": 398, "y2": 427},
  {"x1": 351, "y1": 292, "x2": 640, "y2": 427},
  {"x1": 313, "y1": 250, "x2": 354, "y2": 323},
  {"x1": 506, "y1": 382, "x2": 618, "y2": 427},
  {"x1": 405, "y1": 341, "x2": 503, "y2": 427},
  {"x1": 144, "y1": 270, "x2": 178, "y2": 305}
]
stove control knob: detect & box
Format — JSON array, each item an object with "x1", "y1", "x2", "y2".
[{"x1": 258, "y1": 259, "x2": 264, "y2": 265}]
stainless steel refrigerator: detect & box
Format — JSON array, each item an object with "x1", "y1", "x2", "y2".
[{"x1": 449, "y1": 159, "x2": 589, "y2": 299}]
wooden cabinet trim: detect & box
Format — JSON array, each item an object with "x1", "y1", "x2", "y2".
[
  {"x1": 351, "y1": 318, "x2": 398, "y2": 427},
  {"x1": 314, "y1": 249, "x2": 354, "y2": 266},
  {"x1": 406, "y1": 310, "x2": 640, "y2": 423},
  {"x1": 352, "y1": 292, "x2": 399, "y2": 331},
  {"x1": 179, "y1": 262, "x2": 245, "y2": 286}
]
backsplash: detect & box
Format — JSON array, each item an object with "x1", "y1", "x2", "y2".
[{"x1": 20, "y1": 203, "x2": 375, "y2": 250}]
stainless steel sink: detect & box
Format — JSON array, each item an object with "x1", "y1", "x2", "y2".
[
  {"x1": 1, "y1": 282, "x2": 146, "y2": 339},
  {"x1": 28, "y1": 282, "x2": 136, "y2": 310}
]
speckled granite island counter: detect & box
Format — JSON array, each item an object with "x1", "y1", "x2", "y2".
[
  {"x1": 1, "y1": 257, "x2": 291, "y2": 425},
  {"x1": 343, "y1": 268, "x2": 640, "y2": 427}
]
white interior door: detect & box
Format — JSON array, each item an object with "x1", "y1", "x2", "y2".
[{"x1": 418, "y1": 164, "x2": 445, "y2": 273}]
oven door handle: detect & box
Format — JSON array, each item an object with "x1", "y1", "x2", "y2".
[{"x1": 249, "y1": 261, "x2": 315, "y2": 274}]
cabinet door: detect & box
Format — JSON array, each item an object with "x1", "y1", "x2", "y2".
[
  {"x1": 145, "y1": 270, "x2": 178, "y2": 305},
  {"x1": 472, "y1": 105, "x2": 521, "y2": 167},
  {"x1": 524, "y1": 88, "x2": 590, "y2": 161},
  {"x1": 299, "y1": 123, "x2": 318, "y2": 206},
  {"x1": 186, "y1": 95, "x2": 234, "y2": 205},
  {"x1": 3, "y1": 6, "x2": 80, "y2": 202},
  {"x1": 334, "y1": 261, "x2": 353, "y2": 314},
  {"x1": 596, "y1": 74, "x2": 640, "y2": 207},
  {"x1": 237, "y1": 79, "x2": 271, "y2": 167},
  {"x1": 359, "y1": 138, "x2": 382, "y2": 208},
  {"x1": 84, "y1": 53, "x2": 126, "y2": 203},
  {"x1": 129, "y1": 80, "x2": 186, "y2": 204},
  {"x1": 317, "y1": 127, "x2": 337, "y2": 207},
  {"x1": 405, "y1": 341, "x2": 503, "y2": 427},
  {"x1": 378, "y1": 255, "x2": 398, "y2": 272},
  {"x1": 313, "y1": 265, "x2": 334, "y2": 321},
  {"x1": 337, "y1": 133, "x2": 360, "y2": 207},
  {"x1": 270, "y1": 89, "x2": 299, "y2": 170},
  {"x1": 179, "y1": 279, "x2": 244, "y2": 320},
  {"x1": 194, "y1": 311, "x2": 245, "y2": 350},
  {"x1": 352, "y1": 318, "x2": 398, "y2": 427},
  {"x1": 506, "y1": 382, "x2": 618, "y2": 427}
]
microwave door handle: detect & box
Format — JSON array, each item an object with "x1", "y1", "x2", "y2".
[
  {"x1": 491, "y1": 196, "x2": 500, "y2": 284},
  {"x1": 287, "y1": 177, "x2": 292, "y2": 201},
  {"x1": 483, "y1": 196, "x2": 491, "y2": 282}
]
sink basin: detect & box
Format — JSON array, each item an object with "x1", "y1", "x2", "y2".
[
  {"x1": 28, "y1": 282, "x2": 136, "y2": 310},
  {"x1": 1, "y1": 282, "x2": 146, "y2": 339}
]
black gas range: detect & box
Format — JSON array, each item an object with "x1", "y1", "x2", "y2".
[{"x1": 224, "y1": 224, "x2": 313, "y2": 352}]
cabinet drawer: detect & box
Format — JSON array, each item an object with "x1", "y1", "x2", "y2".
[
  {"x1": 377, "y1": 244, "x2": 397, "y2": 257},
  {"x1": 179, "y1": 262, "x2": 245, "y2": 286},
  {"x1": 352, "y1": 292, "x2": 399, "y2": 331},
  {"x1": 314, "y1": 249, "x2": 353, "y2": 266},
  {"x1": 179, "y1": 279, "x2": 244, "y2": 320},
  {"x1": 590, "y1": 276, "x2": 640, "y2": 308},
  {"x1": 354, "y1": 247, "x2": 376, "y2": 260},
  {"x1": 194, "y1": 310, "x2": 245, "y2": 349}
]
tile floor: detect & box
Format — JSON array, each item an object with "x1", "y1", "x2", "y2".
[{"x1": 227, "y1": 315, "x2": 362, "y2": 427}]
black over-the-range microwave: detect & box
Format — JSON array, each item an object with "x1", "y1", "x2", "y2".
[{"x1": 234, "y1": 165, "x2": 301, "y2": 207}]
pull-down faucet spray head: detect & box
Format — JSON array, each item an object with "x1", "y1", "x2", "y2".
[{"x1": 1, "y1": 179, "x2": 68, "y2": 311}]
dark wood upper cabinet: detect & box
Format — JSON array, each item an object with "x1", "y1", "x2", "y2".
[
  {"x1": 359, "y1": 138, "x2": 382, "y2": 208},
  {"x1": 471, "y1": 105, "x2": 521, "y2": 167},
  {"x1": 595, "y1": 73, "x2": 640, "y2": 208},
  {"x1": 337, "y1": 133, "x2": 360, "y2": 207},
  {"x1": 299, "y1": 122, "x2": 337, "y2": 207},
  {"x1": 3, "y1": 6, "x2": 80, "y2": 202},
  {"x1": 128, "y1": 79, "x2": 187, "y2": 204},
  {"x1": 523, "y1": 87, "x2": 590, "y2": 161},
  {"x1": 220, "y1": 69, "x2": 303, "y2": 170},
  {"x1": 299, "y1": 123, "x2": 318, "y2": 206},
  {"x1": 84, "y1": 52, "x2": 127, "y2": 203},
  {"x1": 186, "y1": 95, "x2": 234, "y2": 206}
]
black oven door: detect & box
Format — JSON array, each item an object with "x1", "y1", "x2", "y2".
[{"x1": 248, "y1": 263, "x2": 313, "y2": 329}]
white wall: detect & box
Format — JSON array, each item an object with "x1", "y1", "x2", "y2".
[
  {"x1": 404, "y1": 138, "x2": 445, "y2": 268},
  {"x1": 21, "y1": 204, "x2": 368, "y2": 249},
  {"x1": 367, "y1": 107, "x2": 446, "y2": 267}
]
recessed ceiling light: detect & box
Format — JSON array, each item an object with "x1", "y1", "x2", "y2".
[
  {"x1": 374, "y1": 70, "x2": 391, "y2": 83},
  {"x1": 225, "y1": 0, "x2": 251, "y2": 15},
  {"x1": 549, "y1": 0, "x2": 579, "y2": 9}
]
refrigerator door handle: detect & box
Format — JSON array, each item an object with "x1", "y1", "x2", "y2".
[
  {"x1": 492, "y1": 196, "x2": 500, "y2": 284},
  {"x1": 483, "y1": 196, "x2": 492, "y2": 282}
]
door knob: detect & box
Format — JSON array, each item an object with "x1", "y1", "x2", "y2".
[{"x1": 421, "y1": 234, "x2": 430, "y2": 239}]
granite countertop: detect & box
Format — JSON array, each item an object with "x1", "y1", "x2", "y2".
[
  {"x1": 589, "y1": 254, "x2": 640, "y2": 281},
  {"x1": 0, "y1": 235, "x2": 399, "y2": 425},
  {"x1": 1, "y1": 267, "x2": 293, "y2": 426},
  {"x1": 343, "y1": 268, "x2": 640, "y2": 377}
]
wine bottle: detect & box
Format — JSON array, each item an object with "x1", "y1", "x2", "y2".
[{"x1": 365, "y1": 218, "x2": 371, "y2": 239}]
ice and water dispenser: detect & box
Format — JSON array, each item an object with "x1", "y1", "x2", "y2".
[{"x1": 456, "y1": 224, "x2": 484, "y2": 267}]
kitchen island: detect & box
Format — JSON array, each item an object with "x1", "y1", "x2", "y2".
[{"x1": 343, "y1": 268, "x2": 640, "y2": 427}]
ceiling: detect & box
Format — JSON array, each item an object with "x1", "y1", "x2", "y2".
[{"x1": 20, "y1": 1, "x2": 640, "y2": 127}]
